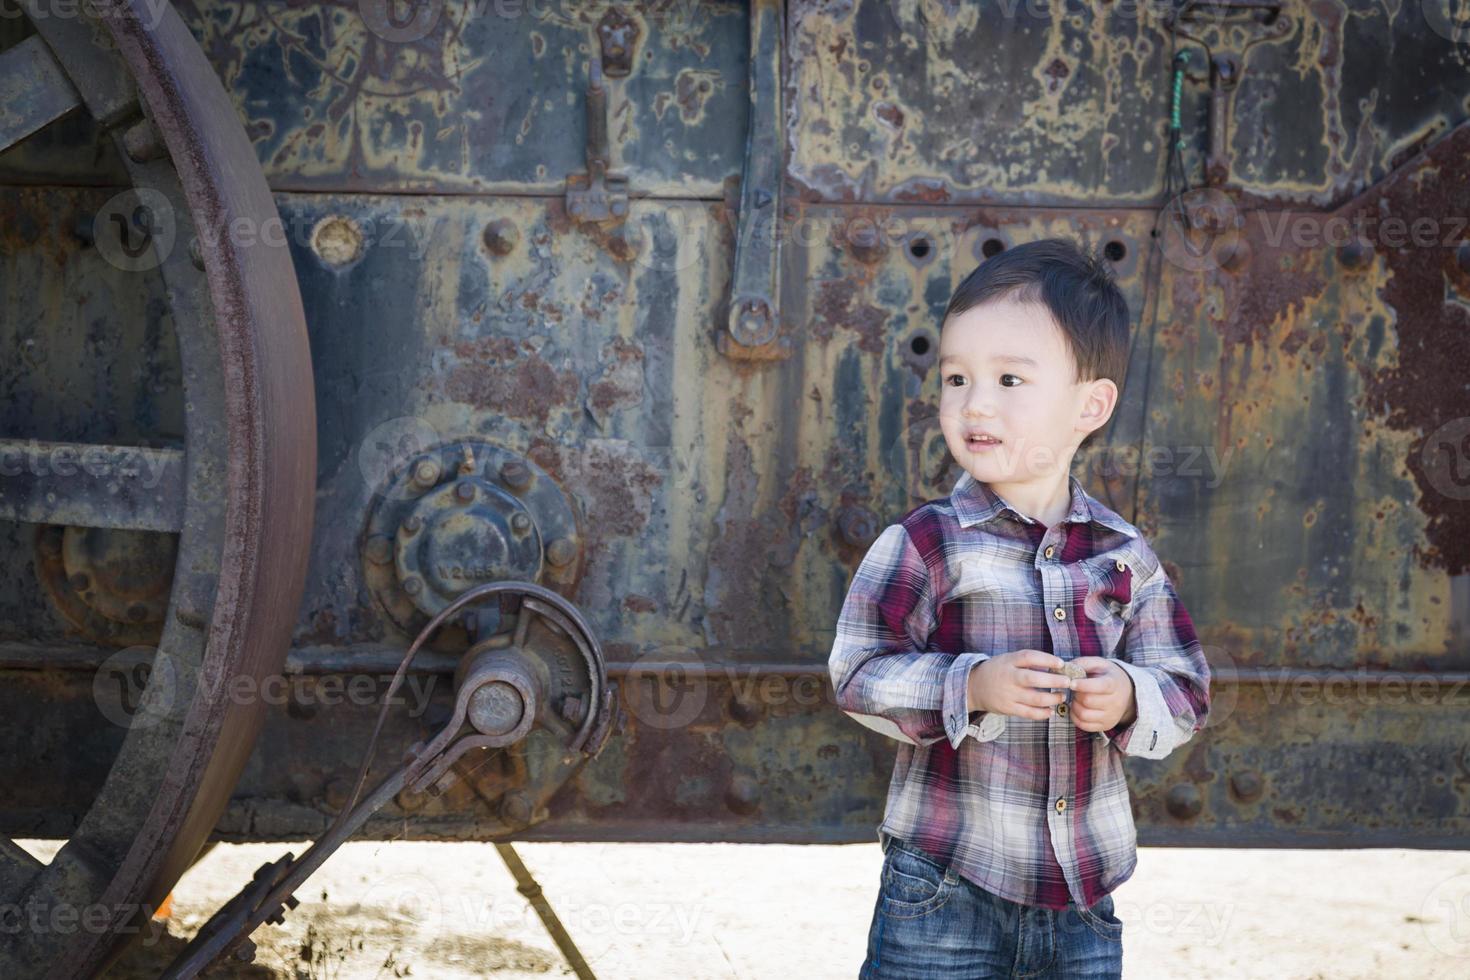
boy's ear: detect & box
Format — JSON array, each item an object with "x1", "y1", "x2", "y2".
[{"x1": 1077, "y1": 378, "x2": 1118, "y2": 438}]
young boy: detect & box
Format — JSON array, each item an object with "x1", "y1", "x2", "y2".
[{"x1": 827, "y1": 237, "x2": 1212, "y2": 979}]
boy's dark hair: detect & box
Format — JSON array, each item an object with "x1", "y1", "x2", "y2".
[{"x1": 941, "y1": 237, "x2": 1131, "y2": 389}]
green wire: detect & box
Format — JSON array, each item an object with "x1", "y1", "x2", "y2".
[{"x1": 1170, "y1": 52, "x2": 1189, "y2": 152}]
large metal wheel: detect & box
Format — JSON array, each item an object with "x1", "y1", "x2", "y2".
[{"x1": 0, "y1": 0, "x2": 315, "y2": 975}]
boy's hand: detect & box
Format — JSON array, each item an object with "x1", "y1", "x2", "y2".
[
  {"x1": 1066, "y1": 656, "x2": 1138, "y2": 732},
  {"x1": 967, "y1": 650, "x2": 1072, "y2": 721}
]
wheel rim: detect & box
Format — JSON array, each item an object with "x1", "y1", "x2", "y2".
[{"x1": 0, "y1": 0, "x2": 316, "y2": 974}]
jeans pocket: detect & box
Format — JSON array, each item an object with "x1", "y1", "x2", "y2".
[
  {"x1": 1075, "y1": 892, "x2": 1124, "y2": 943},
  {"x1": 881, "y1": 844, "x2": 957, "y2": 919}
]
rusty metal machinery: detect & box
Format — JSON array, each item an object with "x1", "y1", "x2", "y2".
[
  {"x1": 159, "y1": 580, "x2": 614, "y2": 976},
  {"x1": 0, "y1": 0, "x2": 316, "y2": 975},
  {"x1": 2, "y1": 0, "x2": 1470, "y2": 973}
]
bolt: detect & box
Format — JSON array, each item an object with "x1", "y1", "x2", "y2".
[
  {"x1": 455, "y1": 481, "x2": 476, "y2": 503},
  {"x1": 511, "y1": 512, "x2": 532, "y2": 533},
  {"x1": 403, "y1": 515, "x2": 423, "y2": 534},
  {"x1": 412, "y1": 458, "x2": 441, "y2": 488},
  {"x1": 500, "y1": 791, "x2": 534, "y2": 827},
  {"x1": 481, "y1": 219, "x2": 520, "y2": 256},
  {"x1": 364, "y1": 534, "x2": 394, "y2": 565},
  {"x1": 725, "y1": 773, "x2": 761, "y2": 816},
  {"x1": 1339, "y1": 240, "x2": 1374, "y2": 272},
  {"x1": 175, "y1": 602, "x2": 207, "y2": 629},
  {"x1": 126, "y1": 602, "x2": 150, "y2": 623},
  {"x1": 403, "y1": 576, "x2": 423, "y2": 596},
  {"x1": 123, "y1": 117, "x2": 166, "y2": 163},
  {"x1": 233, "y1": 939, "x2": 257, "y2": 963},
  {"x1": 1165, "y1": 782, "x2": 1203, "y2": 820},
  {"x1": 837, "y1": 506, "x2": 880, "y2": 549},
  {"x1": 499, "y1": 460, "x2": 532, "y2": 491},
  {"x1": 729, "y1": 691, "x2": 761, "y2": 725},
  {"x1": 847, "y1": 220, "x2": 887, "y2": 264},
  {"x1": 546, "y1": 538, "x2": 577, "y2": 567},
  {"x1": 1230, "y1": 769, "x2": 1263, "y2": 802},
  {"x1": 69, "y1": 572, "x2": 91, "y2": 592},
  {"x1": 560, "y1": 695, "x2": 583, "y2": 723}
]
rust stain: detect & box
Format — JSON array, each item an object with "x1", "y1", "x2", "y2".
[
  {"x1": 1345, "y1": 126, "x2": 1470, "y2": 575},
  {"x1": 813, "y1": 279, "x2": 888, "y2": 354},
  {"x1": 443, "y1": 336, "x2": 579, "y2": 426},
  {"x1": 586, "y1": 336, "x2": 646, "y2": 428}
]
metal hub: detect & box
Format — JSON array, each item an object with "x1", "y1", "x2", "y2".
[
  {"x1": 395, "y1": 477, "x2": 543, "y2": 616},
  {"x1": 362, "y1": 441, "x2": 583, "y2": 647}
]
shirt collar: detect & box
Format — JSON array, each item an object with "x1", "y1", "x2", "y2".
[{"x1": 950, "y1": 470, "x2": 1137, "y2": 538}]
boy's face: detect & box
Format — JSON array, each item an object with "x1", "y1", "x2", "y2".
[{"x1": 937, "y1": 295, "x2": 1115, "y2": 489}]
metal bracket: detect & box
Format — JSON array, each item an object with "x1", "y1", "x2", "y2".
[
  {"x1": 721, "y1": 0, "x2": 785, "y2": 355},
  {"x1": 1169, "y1": 0, "x2": 1295, "y2": 187},
  {"x1": 565, "y1": 57, "x2": 629, "y2": 224}
]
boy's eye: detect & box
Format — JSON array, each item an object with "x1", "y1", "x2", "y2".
[{"x1": 944, "y1": 373, "x2": 1023, "y2": 387}]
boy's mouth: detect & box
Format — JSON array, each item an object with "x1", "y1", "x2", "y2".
[{"x1": 966, "y1": 431, "x2": 1003, "y2": 449}]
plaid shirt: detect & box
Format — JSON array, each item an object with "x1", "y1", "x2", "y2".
[{"x1": 828, "y1": 470, "x2": 1211, "y2": 910}]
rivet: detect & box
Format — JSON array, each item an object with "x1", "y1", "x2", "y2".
[
  {"x1": 455, "y1": 481, "x2": 476, "y2": 503},
  {"x1": 481, "y1": 219, "x2": 520, "y2": 256},
  {"x1": 310, "y1": 215, "x2": 365, "y2": 268},
  {"x1": 1230, "y1": 769, "x2": 1263, "y2": 802},
  {"x1": 1165, "y1": 782, "x2": 1203, "y2": 820},
  {"x1": 126, "y1": 602, "x2": 149, "y2": 622},
  {"x1": 546, "y1": 538, "x2": 576, "y2": 567},
  {"x1": 122, "y1": 117, "x2": 166, "y2": 163},
  {"x1": 725, "y1": 773, "x2": 761, "y2": 815},
  {"x1": 403, "y1": 576, "x2": 423, "y2": 596},
  {"x1": 1338, "y1": 240, "x2": 1373, "y2": 272},
  {"x1": 511, "y1": 512, "x2": 532, "y2": 533},
  {"x1": 499, "y1": 460, "x2": 532, "y2": 491},
  {"x1": 69, "y1": 572, "x2": 91, "y2": 592},
  {"x1": 837, "y1": 506, "x2": 879, "y2": 549},
  {"x1": 500, "y1": 791, "x2": 534, "y2": 827},
  {"x1": 403, "y1": 515, "x2": 423, "y2": 533}
]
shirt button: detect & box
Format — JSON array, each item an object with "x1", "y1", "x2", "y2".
[
  {"x1": 1057, "y1": 702, "x2": 1068, "y2": 716},
  {"x1": 1044, "y1": 545, "x2": 1055, "y2": 559},
  {"x1": 1115, "y1": 559, "x2": 1128, "y2": 572},
  {"x1": 1055, "y1": 797, "x2": 1067, "y2": 813},
  {"x1": 1053, "y1": 606, "x2": 1066, "y2": 621}
]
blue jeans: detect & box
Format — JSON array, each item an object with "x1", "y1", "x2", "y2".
[{"x1": 860, "y1": 834, "x2": 1124, "y2": 979}]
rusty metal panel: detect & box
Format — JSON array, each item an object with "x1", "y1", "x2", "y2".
[
  {"x1": 0, "y1": 0, "x2": 751, "y2": 196},
  {"x1": 786, "y1": 0, "x2": 1470, "y2": 206}
]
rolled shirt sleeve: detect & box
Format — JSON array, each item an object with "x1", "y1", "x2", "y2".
[
  {"x1": 828, "y1": 522, "x2": 1004, "y2": 750},
  {"x1": 1099, "y1": 559, "x2": 1212, "y2": 760}
]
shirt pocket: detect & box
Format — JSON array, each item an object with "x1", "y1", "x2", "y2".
[{"x1": 1081, "y1": 558, "x2": 1133, "y2": 656}]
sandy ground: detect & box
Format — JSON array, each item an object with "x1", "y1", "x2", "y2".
[{"x1": 18, "y1": 839, "x2": 1470, "y2": 978}]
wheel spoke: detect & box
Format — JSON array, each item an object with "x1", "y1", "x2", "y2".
[
  {"x1": 0, "y1": 438, "x2": 184, "y2": 532},
  {"x1": 0, "y1": 35, "x2": 82, "y2": 156}
]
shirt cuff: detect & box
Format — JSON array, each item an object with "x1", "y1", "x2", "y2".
[
  {"x1": 1098, "y1": 659, "x2": 1170, "y2": 758},
  {"x1": 943, "y1": 653, "x2": 1006, "y2": 749}
]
